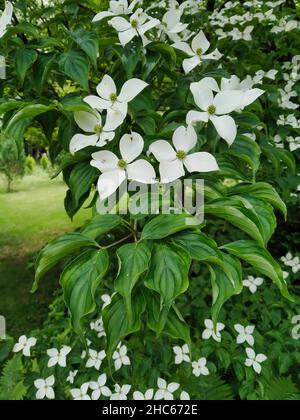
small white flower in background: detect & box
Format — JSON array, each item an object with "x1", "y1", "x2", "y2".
[
  {"x1": 234, "y1": 324, "x2": 255, "y2": 346},
  {"x1": 154, "y1": 378, "x2": 180, "y2": 400},
  {"x1": 86, "y1": 349, "x2": 106, "y2": 370},
  {"x1": 187, "y1": 82, "x2": 244, "y2": 145},
  {"x1": 112, "y1": 343, "x2": 131, "y2": 371},
  {"x1": 245, "y1": 348, "x2": 267, "y2": 374},
  {"x1": 202, "y1": 319, "x2": 225, "y2": 343},
  {"x1": 172, "y1": 31, "x2": 222, "y2": 74},
  {"x1": 34, "y1": 375, "x2": 55, "y2": 400},
  {"x1": 230, "y1": 26, "x2": 254, "y2": 41},
  {"x1": 173, "y1": 344, "x2": 190, "y2": 365},
  {"x1": 70, "y1": 110, "x2": 115, "y2": 155},
  {"x1": 133, "y1": 389, "x2": 154, "y2": 400},
  {"x1": 219, "y1": 75, "x2": 264, "y2": 110},
  {"x1": 192, "y1": 357, "x2": 209, "y2": 377},
  {"x1": 90, "y1": 317, "x2": 106, "y2": 338},
  {"x1": 92, "y1": 0, "x2": 139, "y2": 22},
  {"x1": 180, "y1": 391, "x2": 190, "y2": 400},
  {"x1": 66, "y1": 370, "x2": 78, "y2": 385},
  {"x1": 13, "y1": 335, "x2": 36, "y2": 357},
  {"x1": 110, "y1": 384, "x2": 131, "y2": 400},
  {"x1": 101, "y1": 294, "x2": 112, "y2": 308},
  {"x1": 274, "y1": 134, "x2": 284, "y2": 149},
  {"x1": 91, "y1": 132, "x2": 156, "y2": 200},
  {"x1": 243, "y1": 276, "x2": 264, "y2": 294},
  {"x1": 84, "y1": 75, "x2": 148, "y2": 130},
  {"x1": 109, "y1": 8, "x2": 160, "y2": 46},
  {"x1": 283, "y1": 271, "x2": 290, "y2": 280},
  {"x1": 0, "y1": 1, "x2": 13, "y2": 38},
  {"x1": 149, "y1": 125, "x2": 219, "y2": 183},
  {"x1": 287, "y1": 136, "x2": 300, "y2": 152},
  {"x1": 161, "y1": 9, "x2": 188, "y2": 40},
  {"x1": 281, "y1": 253, "x2": 300, "y2": 274},
  {"x1": 89, "y1": 373, "x2": 111, "y2": 400},
  {"x1": 70, "y1": 383, "x2": 91, "y2": 400},
  {"x1": 47, "y1": 345, "x2": 71, "y2": 368}
]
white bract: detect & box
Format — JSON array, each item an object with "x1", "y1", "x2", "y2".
[
  {"x1": 47, "y1": 345, "x2": 71, "y2": 368},
  {"x1": 86, "y1": 349, "x2": 106, "y2": 370},
  {"x1": 70, "y1": 111, "x2": 115, "y2": 155},
  {"x1": 234, "y1": 324, "x2": 255, "y2": 346},
  {"x1": 70, "y1": 383, "x2": 91, "y2": 400},
  {"x1": 161, "y1": 9, "x2": 188, "y2": 40},
  {"x1": 243, "y1": 276, "x2": 264, "y2": 294},
  {"x1": 172, "y1": 31, "x2": 222, "y2": 74},
  {"x1": 245, "y1": 348, "x2": 267, "y2": 374},
  {"x1": 180, "y1": 391, "x2": 190, "y2": 400},
  {"x1": 66, "y1": 370, "x2": 78, "y2": 385},
  {"x1": 192, "y1": 357, "x2": 210, "y2": 377},
  {"x1": 149, "y1": 125, "x2": 219, "y2": 183},
  {"x1": 112, "y1": 343, "x2": 131, "y2": 371},
  {"x1": 90, "y1": 317, "x2": 106, "y2": 338},
  {"x1": 109, "y1": 8, "x2": 160, "y2": 46},
  {"x1": 110, "y1": 384, "x2": 131, "y2": 400},
  {"x1": 89, "y1": 374, "x2": 111, "y2": 400},
  {"x1": 154, "y1": 378, "x2": 180, "y2": 400},
  {"x1": 92, "y1": 0, "x2": 139, "y2": 22},
  {"x1": 173, "y1": 344, "x2": 190, "y2": 365},
  {"x1": 34, "y1": 375, "x2": 55, "y2": 400},
  {"x1": 229, "y1": 26, "x2": 254, "y2": 41},
  {"x1": 13, "y1": 335, "x2": 36, "y2": 357},
  {"x1": 281, "y1": 253, "x2": 300, "y2": 273},
  {"x1": 133, "y1": 389, "x2": 154, "y2": 400},
  {"x1": 187, "y1": 82, "x2": 244, "y2": 145},
  {"x1": 84, "y1": 75, "x2": 148, "y2": 130},
  {"x1": 91, "y1": 132, "x2": 156, "y2": 200},
  {"x1": 202, "y1": 319, "x2": 225, "y2": 343},
  {"x1": 0, "y1": 1, "x2": 13, "y2": 38},
  {"x1": 101, "y1": 294, "x2": 112, "y2": 308}
]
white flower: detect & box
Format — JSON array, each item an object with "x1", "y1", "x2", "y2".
[
  {"x1": 220, "y1": 75, "x2": 264, "y2": 110},
  {"x1": 187, "y1": 82, "x2": 244, "y2": 145},
  {"x1": 274, "y1": 134, "x2": 284, "y2": 149},
  {"x1": 91, "y1": 132, "x2": 156, "y2": 200},
  {"x1": 71, "y1": 383, "x2": 91, "y2": 400},
  {"x1": 112, "y1": 343, "x2": 131, "y2": 371},
  {"x1": 192, "y1": 357, "x2": 209, "y2": 377},
  {"x1": 133, "y1": 389, "x2": 154, "y2": 400},
  {"x1": 84, "y1": 75, "x2": 148, "y2": 130},
  {"x1": 101, "y1": 294, "x2": 112, "y2": 308},
  {"x1": 287, "y1": 136, "x2": 300, "y2": 152},
  {"x1": 89, "y1": 373, "x2": 111, "y2": 400},
  {"x1": 34, "y1": 375, "x2": 55, "y2": 400},
  {"x1": 161, "y1": 9, "x2": 188, "y2": 39},
  {"x1": 110, "y1": 384, "x2": 131, "y2": 400},
  {"x1": 92, "y1": 0, "x2": 139, "y2": 22},
  {"x1": 70, "y1": 110, "x2": 115, "y2": 155},
  {"x1": 202, "y1": 319, "x2": 225, "y2": 343},
  {"x1": 13, "y1": 335, "x2": 36, "y2": 357},
  {"x1": 243, "y1": 276, "x2": 264, "y2": 294},
  {"x1": 173, "y1": 344, "x2": 190, "y2": 365},
  {"x1": 90, "y1": 317, "x2": 106, "y2": 338},
  {"x1": 154, "y1": 378, "x2": 180, "y2": 400},
  {"x1": 149, "y1": 125, "x2": 218, "y2": 183},
  {"x1": 47, "y1": 345, "x2": 71, "y2": 368},
  {"x1": 86, "y1": 349, "x2": 106, "y2": 370},
  {"x1": 281, "y1": 253, "x2": 300, "y2": 273},
  {"x1": 66, "y1": 370, "x2": 78, "y2": 385},
  {"x1": 0, "y1": 1, "x2": 13, "y2": 38},
  {"x1": 172, "y1": 31, "x2": 222, "y2": 74},
  {"x1": 245, "y1": 348, "x2": 267, "y2": 374},
  {"x1": 230, "y1": 26, "x2": 254, "y2": 41},
  {"x1": 234, "y1": 324, "x2": 255, "y2": 346},
  {"x1": 180, "y1": 391, "x2": 190, "y2": 400},
  {"x1": 109, "y1": 8, "x2": 160, "y2": 46}
]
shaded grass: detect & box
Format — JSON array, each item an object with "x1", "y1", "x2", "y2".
[{"x1": 0, "y1": 169, "x2": 92, "y2": 337}]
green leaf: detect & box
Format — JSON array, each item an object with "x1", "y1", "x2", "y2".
[
  {"x1": 102, "y1": 292, "x2": 146, "y2": 359},
  {"x1": 33, "y1": 232, "x2": 98, "y2": 292},
  {"x1": 115, "y1": 243, "x2": 151, "y2": 320},
  {"x1": 81, "y1": 214, "x2": 123, "y2": 240},
  {"x1": 69, "y1": 30, "x2": 99, "y2": 64},
  {"x1": 205, "y1": 197, "x2": 266, "y2": 247},
  {"x1": 60, "y1": 249, "x2": 109, "y2": 335},
  {"x1": 233, "y1": 111, "x2": 261, "y2": 128},
  {"x1": 14, "y1": 49, "x2": 38, "y2": 84},
  {"x1": 141, "y1": 214, "x2": 199, "y2": 241},
  {"x1": 228, "y1": 182, "x2": 287, "y2": 219},
  {"x1": 221, "y1": 240, "x2": 293, "y2": 301},
  {"x1": 227, "y1": 135, "x2": 261, "y2": 172},
  {"x1": 147, "y1": 42, "x2": 177, "y2": 65},
  {"x1": 144, "y1": 243, "x2": 191, "y2": 332},
  {"x1": 33, "y1": 53, "x2": 56, "y2": 95},
  {"x1": 6, "y1": 104, "x2": 51, "y2": 134},
  {"x1": 59, "y1": 50, "x2": 90, "y2": 90}
]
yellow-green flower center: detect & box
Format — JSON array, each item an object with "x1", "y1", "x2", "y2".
[
  {"x1": 131, "y1": 19, "x2": 138, "y2": 28},
  {"x1": 110, "y1": 93, "x2": 118, "y2": 102},
  {"x1": 196, "y1": 48, "x2": 203, "y2": 56},
  {"x1": 94, "y1": 124, "x2": 103, "y2": 135},
  {"x1": 176, "y1": 150, "x2": 187, "y2": 160},
  {"x1": 208, "y1": 105, "x2": 216, "y2": 115},
  {"x1": 118, "y1": 159, "x2": 127, "y2": 169}
]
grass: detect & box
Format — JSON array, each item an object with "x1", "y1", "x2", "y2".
[{"x1": 0, "y1": 169, "x2": 92, "y2": 338}]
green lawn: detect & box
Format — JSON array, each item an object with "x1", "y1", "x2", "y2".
[{"x1": 0, "y1": 169, "x2": 92, "y2": 338}]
